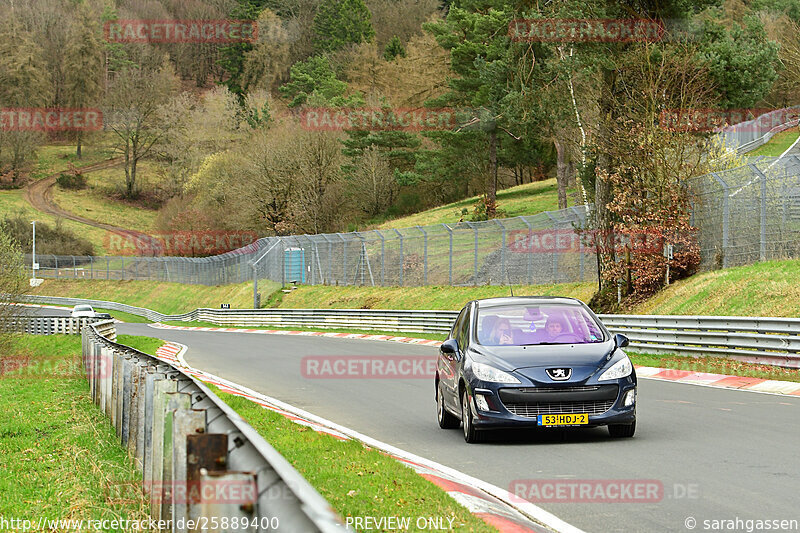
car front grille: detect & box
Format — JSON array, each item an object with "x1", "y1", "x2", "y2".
[{"x1": 504, "y1": 399, "x2": 615, "y2": 417}]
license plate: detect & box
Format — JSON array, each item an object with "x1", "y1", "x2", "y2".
[{"x1": 537, "y1": 413, "x2": 588, "y2": 426}]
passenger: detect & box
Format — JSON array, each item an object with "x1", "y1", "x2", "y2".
[{"x1": 491, "y1": 318, "x2": 514, "y2": 345}]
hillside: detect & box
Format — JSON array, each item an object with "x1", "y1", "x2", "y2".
[
  {"x1": 375, "y1": 178, "x2": 574, "y2": 229},
  {"x1": 630, "y1": 259, "x2": 800, "y2": 317}
]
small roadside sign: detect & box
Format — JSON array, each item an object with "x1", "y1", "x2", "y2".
[
  {"x1": 32, "y1": 263, "x2": 39, "y2": 270},
  {"x1": 221, "y1": 304, "x2": 231, "y2": 309}
]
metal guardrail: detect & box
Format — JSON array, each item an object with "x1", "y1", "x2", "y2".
[
  {"x1": 0, "y1": 315, "x2": 116, "y2": 341},
  {"x1": 82, "y1": 322, "x2": 348, "y2": 532},
  {"x1": 21, "y1": 295, "x2": 800, "y2": 368},
  {"x1": 718, "y1": 106, "x2": 800, "y2": 154}
]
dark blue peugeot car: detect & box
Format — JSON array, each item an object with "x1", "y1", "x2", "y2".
[{"x1": 435, "y1": 297, "x2": 636, "y2": 443}]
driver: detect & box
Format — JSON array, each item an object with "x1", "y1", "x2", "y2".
[{"x1": 544, "y1": 317, "x2": 567, "y2": 340}]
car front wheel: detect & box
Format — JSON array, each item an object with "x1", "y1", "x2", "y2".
[
  {"x1": 437, "y1": 383, "x2": 459, "y2": 429},
  {"x1": 461, "y1": 390, "x2": 482, "y2": 443}
]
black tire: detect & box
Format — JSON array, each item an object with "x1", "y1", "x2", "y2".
[
  {"x1": 461, "y1": 389, "x2": 483, "y2": 443},
  {"x1": 437, "y1": 383, "x2": 460, "y2": 429},
  {"x1": 608, "y1": 420, "x2": 636, "y2": 438}
]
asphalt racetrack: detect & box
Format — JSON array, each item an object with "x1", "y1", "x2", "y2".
[{"x1": 110, "y1": 322, "x2": 800, "y2": 533}]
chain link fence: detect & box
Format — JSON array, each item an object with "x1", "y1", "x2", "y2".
[
  {"x1": 690, "y1": 155, "x2": 800, "y2": 269},
  {"x1": 24, "y1": 154, "x2": 800, "y2": 291},
  {"x1": 717, "y1": 106, "x2": 800, "y2": 154},
  {"x1": 26, "y1": 206, "x2": 598, "y2": 288}
]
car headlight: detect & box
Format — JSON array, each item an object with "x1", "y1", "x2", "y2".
[
  {"x1": 598, "y1": 355, "x2": 633, "y2": 381},
  {"x1": 470, "y1": 361, "x2": 520, "y2": 384}
]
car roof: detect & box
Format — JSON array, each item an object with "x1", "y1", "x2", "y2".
[{"x1": 473, "y1": 296, "x2": 585, "y2": 308}]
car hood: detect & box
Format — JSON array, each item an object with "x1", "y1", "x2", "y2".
[{"x1": 471, "y1": 341, "x2": 615, "y2": 371}]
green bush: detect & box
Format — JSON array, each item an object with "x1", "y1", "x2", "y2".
[{"x1": 56, "y1": 171, "x2": 87, "y2": 190}]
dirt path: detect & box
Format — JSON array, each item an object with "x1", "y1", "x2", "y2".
[{"x1": 23, "y1": 157, "x2": 148, "y2": 238}]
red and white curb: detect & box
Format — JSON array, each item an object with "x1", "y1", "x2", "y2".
[
  {"x1": 633, "y1": 366, "x2": 800, "y2": 396},
  {"x1": 150, "y1": 323, "x2": 800, "y2": 397},
  {"x1": 154, "y1": 341, "x2": 581, "y2": 533}
]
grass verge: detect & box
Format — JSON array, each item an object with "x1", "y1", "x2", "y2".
[
  {"x1": 30, "y1": 279, "x2": 278, "y2": 315},
  {"x1": 374, "y1": 178, "x2": 573, "y2": 229},
  {"x1": 278, "y1": 282, "x2": 597, "y2": 310},
  {"x1": 116, "y1": 334, "x2": 164, "y2": 355},
  {"x1": 209, "y1": 385, "x2": 498, "y2": 532},
  {"x1": 750, "y1": 127, "x2": 800, "y2": 157},
  {"x1": 0, "y1": 334, "x2": 149, "y2": 525},
  {"x1": 629, "y1": 259, "x2": 800, "y2": 317}
]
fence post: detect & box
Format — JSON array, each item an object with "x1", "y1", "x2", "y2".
[
  {"x1": 393, "y1": 228, "x2": 404, "y2": 286},
  {"x1": 712, "y1": 172, "x2": 730, "y2": 268},
  {"x1": 375, "y1": 230, "x2": 385, "y2": 287},
  {"x1": 321, "y1": 234, "x2": 333, "y2": 285},
  {"x1": 465, "y1": 222, "x2": 478, "y2": 284},
  {"x1": 416, "y1": 225, "x2": 428, "y2": 285},
  {"x1": 519, "y1": 216, "x2": 533, "y2": 284},
  {"x1": 569, "y1": 207, "x2": 584, "y2": 281},
  {"x1": 748, "y1": 164, "x2": 768, "y2": 261},
  {"x1": 493, "y1": 219, "x2": 506, "y2": 285},
  {"x1": 442, "y1": 224, "x2": 453, "y2": 286},
  {"x1": 545, "y1": 211, "x2": 559, "y2": 283}
]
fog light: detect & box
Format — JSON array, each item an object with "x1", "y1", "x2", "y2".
[
  {"x1": 623, "y1": 389, "x2": 636, "y2": 407},
  {"x1": 474, "y1": 394, "x2": 490, "y2": 412}
]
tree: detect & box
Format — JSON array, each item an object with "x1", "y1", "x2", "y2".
[
  {"x1": 313, "y1": 0, "x2": 375, "y2": 53},
  {"x1": 384, "y1": 36, "x2": 406, "y2": 61},
  {"x1": 292, "y1": 131, "x2": 347, "y2": 233},
  {"x1": 697, "y1": 14, "x2": 779, "y2": 109},
  {"x1": 241, "y1": 9, "x2": 293, "y2": 92},
  {"x1": 424, "y1": 0, "x2": 521, "y2": 216},
  {"x1": 0, "y1": 223, "x2": 27, "y2": 353},
  {"x1": 279, "y1": 55, "x2": 363, "y2": 107},
  {"x1": 0, "y1": 26, "x2": 52, "y2": 182},
  {"x1": 348, "y1": 145, "x2": 396, "y2": 216},
  {"x1": 106, "y1": 62, "x2": 176, "y2": 198},
  {"x1": 64, "y1": 9, "x2": 104, "y2": 158}
]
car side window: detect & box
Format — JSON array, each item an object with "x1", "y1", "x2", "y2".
[
  {"x1": 450, "y1": 309, "x2": 466, "y2": 340},
  {"x1": 456, "y1": 307, "x2": 471, "y2": 349}
]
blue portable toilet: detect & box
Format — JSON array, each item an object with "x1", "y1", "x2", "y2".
[{"x1": 284, "y1": 247, "x2": 306, "y2": 283}]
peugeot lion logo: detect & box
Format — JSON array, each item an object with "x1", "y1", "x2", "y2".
[{"x1": 546, "y1": 368, "x2": 572, "y2": 381}]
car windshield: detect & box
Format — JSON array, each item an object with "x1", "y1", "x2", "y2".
[
  {"x1": 75, "y1": 305, "x2": 92, "y2": 311},
  {"x1": 476, "y1": 303, "x2": 605, "y2": 346}
]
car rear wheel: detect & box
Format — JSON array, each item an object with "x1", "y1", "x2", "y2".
[
  {"x1": 437, "y1": 383, "x2": 460, "y2": 429},
  {"x1": 608, "y1": 420, "x2": 636, "y2": 438},
  {"x1": 461, "y1": 390, "x2": 482, "y2": 443}
]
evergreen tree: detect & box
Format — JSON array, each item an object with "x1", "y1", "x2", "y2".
[
  {"x1": 313, "y1": 0, "x2": 375, "y2": 53},
  {"x1": 64, "y1": 9, "x2": 104, "y2": 158}
]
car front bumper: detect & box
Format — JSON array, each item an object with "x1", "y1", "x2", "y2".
[{"x1": 466, "y1": 378, "x2": 637, "y2": 430}]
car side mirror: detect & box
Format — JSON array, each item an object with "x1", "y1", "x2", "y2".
[
  {"x1": 614, "y1": 333, "x2": 629, "y2": 348},
  {"x1": 440, "y1": 339, "x2": 459, "y2": 355}
]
